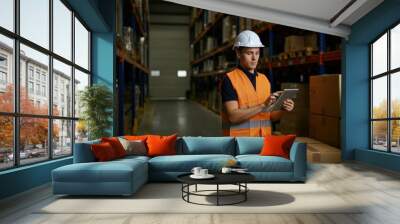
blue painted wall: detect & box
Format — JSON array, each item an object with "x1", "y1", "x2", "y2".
[
  {"x1": 92, "y1": 0, "x2": 116, "y2": 136},
  {"x1": 0, "y1": 158, "x2": 72, "y2": 199},
  {"x1": 0, "y1": 0, "x2": 116, "y2": 200},
  {"x1": 343, "y1": 0, "x2": 400, "y2": 171},
  {"x1": 66, "y1": 0, "x2": 110, "y2": 32}
]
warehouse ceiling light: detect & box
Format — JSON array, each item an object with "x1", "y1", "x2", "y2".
[{"x1": 163, "y1": 0, "x2": 383, "y2": 38}]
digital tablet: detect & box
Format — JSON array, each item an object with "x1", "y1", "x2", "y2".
[{"x1": 264, "y1": 89, "x2": 298, "y2": 112}]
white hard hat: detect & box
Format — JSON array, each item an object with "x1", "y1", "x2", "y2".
[{"x1": 233, "y1": 30, "x2": 265, "y2": 50}]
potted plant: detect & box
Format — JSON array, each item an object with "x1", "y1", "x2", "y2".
[{"x1": 79, "y1": 84, "x2": 113, "y2": 140}]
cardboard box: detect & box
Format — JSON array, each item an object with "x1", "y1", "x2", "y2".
[
  {"x1": 279, "y1": 109, "x2": 309, "y2": 136},
  {"x1": 239, "y1": 18, "x2": 252, "y2": 31},
  {"x1": 307, "y1": 143, "x2": 341, "y2": 163},
  {"x1": 296, "y1": 137, "x2": 341, "y2": 163},
  {"x1": 309, "y1": 74, "x2": 341, "y2": 118},
  {"x1": 304, "y1": 33, "x2": 318, "y2": 51},
  {"x1": 295, "y1": 137, "x2": 323, "y2": 144},
  {"x1": 284, "y1": 35, "x2": 305, "y2": 53},
  {"x1": 309, "y1": 113, "x2": 341, "y2": 148}
]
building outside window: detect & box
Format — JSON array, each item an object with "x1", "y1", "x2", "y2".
[
  {"x1": 0, "y1": 54, "x2": 7, "y2": 89},
  {"x1": 0, "y1": 0, "x2": 92, "y2": 170},
  {"x1": 35, "y1": 70, "x2": 40, "y2": 81},
  {"x1": 28, "y1": 81, "x2": 34, "y2": 94},
  {"x1": 28, "y1": 67, "x2": 34, "y2": 80},
  {"x1": 42, "y1": 85, "x2": 46, "y2": 97},
  {"x1": 0, "y1": 54, "x2": 7, "y2": 67},
  {"x1": 0, "y1": 71, "x2": 6, "y2": 85},
  {"x1": 36, "y1": 83, "x2": 40, "y2": 95},
  {"x1": 41, "y1": 73, "x2": 46, "y2": 83}
]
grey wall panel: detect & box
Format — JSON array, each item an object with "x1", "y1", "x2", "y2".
[{"x1": 149, "y1": 23, "x2": 190, "y2": 99}]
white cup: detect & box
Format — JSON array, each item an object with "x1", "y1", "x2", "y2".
[
  {"x1": 221, "y1": 167, "x2": 232, "y2": 174},
  {"x1": 200, "y1": 169, "x2": 208, "y2": 176},
  {"x1": 191, "y1": 167, "x2": 202, "y2": 176}
]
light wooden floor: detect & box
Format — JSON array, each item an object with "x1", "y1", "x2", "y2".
[{"x1": 1, "y1": 162, "x2": 400, "y2": 224}]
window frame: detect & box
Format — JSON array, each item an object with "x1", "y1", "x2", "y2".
[
  {"x1": 0, "y1": 0, "x2": 92, "y2": 171},
  {"x1": 370, "y1": 20, "x2": 400, "y2": 154}
]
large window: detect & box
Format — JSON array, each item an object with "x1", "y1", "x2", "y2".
[
  {"x1": 0, "y1": 0, "x2": 91, "y2": 171},
  {"x1": 371, "y1": 23, "x2": 400, "y2": 153}
]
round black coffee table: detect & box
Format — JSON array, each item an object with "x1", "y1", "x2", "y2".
[{"x1": 177, "y1": 173, "x2": 255, "y2": 206}]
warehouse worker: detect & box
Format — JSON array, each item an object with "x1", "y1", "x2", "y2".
[{"x1": 221, "y1": 30, "x2": 295, "y2": 137}]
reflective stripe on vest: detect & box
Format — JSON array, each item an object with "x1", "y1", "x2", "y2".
[{"x1": 222, "y1": 119, "x2": 272, "y2": 130}]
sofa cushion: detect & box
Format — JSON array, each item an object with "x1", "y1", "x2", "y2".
[
  {"x1": 235, "y1": 137, "x2": 264, "y2": 155},
  {"x1": 124, "y1": 135, "x2": 148, "y2": 141},
  {"x1": 53, "y1": 159, "x2": 147, "y2": 183},
  {"x1": 236, "y1": 155, "x2": 293, "y2": 172},
  {"x1": 101, "y1": 137, "x2": 127, "y2": 158},
  {"x1": 91, "y1": 142, "x2": 118, "y2": 161},
  {"x1": 118, "y1": 138, "x2": 147, "y2": 156},
  {"x1": 259, "y1": 135, "x2": 296, "y2": 159},
  {"x1": 147, "y1": 134, "x2": 178, "y2": 157},
  {"x1": 148, "y1": 154, "x2": 235, "y2": 172},
  {"x1": 73, "y1": 139, "x2": 101, "y2": 163},
  {"x1": 180, "y1": 137, "x2": 235, "y2": 155},
  {"x1": 114, "y1": 155, "x2": 150, "y2": 163}
]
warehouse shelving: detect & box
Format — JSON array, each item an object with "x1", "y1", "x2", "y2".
[
  {"x1": 189, "y1": 9, "x2": 203, "y2": 27},
  {"x1": 191, "y1": 13, "x2": 225, "y2": 45},
  {"x1": 189, "y1": 8, "x2": 342, "y2": 116},
  {"x1": 195, "y1": 69, "x2": 233, "y2": 77},
  {"x1": 191, "y1": 40, "x2": 234, "y2": 65},
  {"x1": 131, "y1": 0, "x2": 146, "y2": 37},
  {"x1": 115, "y1": 0, "x2": 150, "y2": 136},
  {"x1": 266, "y1": 50, "x2": 341, "y2": 68},
  {"x1": 117, "y1": 44, "x2": 150, "y2": 74}
]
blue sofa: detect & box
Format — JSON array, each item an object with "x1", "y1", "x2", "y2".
[{"x1": 52, "y1": 137, "x2": 306, "y2": 196}]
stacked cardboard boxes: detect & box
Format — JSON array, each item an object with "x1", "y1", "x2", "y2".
[
  {"x1": 239, "y1": 18, "x2": 252, "y2": 31},
  {"x1": 309, "y1": 74, "x2": 341, "y2": 148},
  {"x1": 283, "y1": 34, "x2": 318, "y2": 56},
  {"x1": 222, "y1": 16, "x2": 237, "y2": 43},
  {"x1": 284, "y1": 35, "x2": 305, "y2": 53},
  {"x1": 304, "y1": 33, "x2": 318, "y2": 52},
  {"x1": 279, "y1": 83, "x2": 309, "y2": 136}
]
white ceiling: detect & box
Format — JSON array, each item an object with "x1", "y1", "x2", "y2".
[{"x1": 162, "y1": 0, "x2": 384, "y2": 38}]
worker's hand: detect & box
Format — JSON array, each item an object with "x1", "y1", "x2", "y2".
[
  {"x1": 265, "y1": 91, "x2": 283, "y2": 107},
  {"x1": 282, "y1": 99, "x2": 295, "y2": 112}
]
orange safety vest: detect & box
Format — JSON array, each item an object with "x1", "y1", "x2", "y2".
[{"x1": 221, "y1": 68, "x2": 272, "y2": 137}]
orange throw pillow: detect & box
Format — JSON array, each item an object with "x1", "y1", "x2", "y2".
[
  {"x1": 91, "y1": 142, "x2": 117, "y2": 161},
  {"x1": 146, "y1": 134, "x2": 177, "y2": 157},
  {"x1": 124, "y1": 135, "x2": 148, "y2": 141},
  {"x1": 259, "y1": 135, "x2": 296, "y2": 159},
  {"x1": 101, "y1": 137, "x2": 126, "y2": 158}
]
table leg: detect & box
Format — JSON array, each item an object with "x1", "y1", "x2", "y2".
[
  {"x1": 245, "y1": 183, "x2": 247, "y2": 201},
  {"x1": 217, "y1": 184, "x2": 219, "y2": 206},
  {"x1": 181, "y1": 184, "x2": 183, "y2": 199},
  {"x1": 187, "y1": 184, "x2": 190, "y2": 202},
  {"x1": 195, "y1": 184, "x2": 198, "y2": 192}
]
